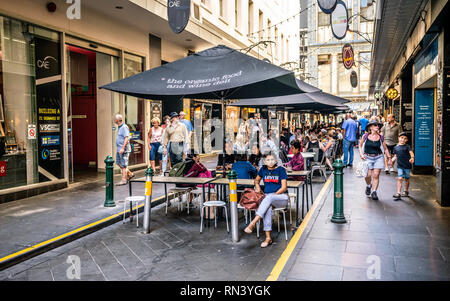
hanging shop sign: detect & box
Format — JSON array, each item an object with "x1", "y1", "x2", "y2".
[
  {"x1": 350, "y1": 71, "x2": 358, "y2": 88},
  {"x1": 386, "y1": 88, "x2": 399, "y2": 100},
  {"x1": 317, "y1": 0, "x2": 338, "y2": 14},
  {"x1": 342, "y1": 43, "x2": 354, "y2": 69},
  {"x1": 330, "y1": 1, "x2": 348, "y2": 40},
  {"x1": 167, "y1": 0, "x2": 191, "y2": 34}
]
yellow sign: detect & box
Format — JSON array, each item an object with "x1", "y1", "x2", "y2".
[{"x1": 386, "y1": 88, "x2": 399, "y2": 100}]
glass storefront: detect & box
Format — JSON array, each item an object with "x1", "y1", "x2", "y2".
[
  {"x1": 0, "y1": 16, "x2": 63, "y2": 190},
  {"x1": 124, "y1": 53, "x2": 146, "y2": 166}
]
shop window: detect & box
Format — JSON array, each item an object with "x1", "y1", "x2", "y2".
[
  {"x1": 0, "y1": 17, "x2": 62, "y2": 190},
  {"x1": 359, "y1": 52, "x2": 371, "y2": 92},
  {"x1": 318, "y1": 54, "x2": 331, "y2": 93},
  {"x1": 124, "y1": 53, "x2": 146, "y2": 166}
]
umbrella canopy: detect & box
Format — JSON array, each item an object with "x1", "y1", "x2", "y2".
[
  {"x1": 231, "y1": 91, "x2": 349, "y2": 112},
  {"x1": 100, "y1": 45, "x2": 306, "y2": 100}
]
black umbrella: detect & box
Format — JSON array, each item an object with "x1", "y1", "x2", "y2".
[
  {"x1": 231, "y1": 91, "x2": 349, "y2": 111},
  {"x1": 100, "y1": 45, "x2": 304, "y2": 100}
]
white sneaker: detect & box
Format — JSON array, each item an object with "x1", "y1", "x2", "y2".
[{"x1": 390, "y1": 167, "x2": 395, "y2": 172}]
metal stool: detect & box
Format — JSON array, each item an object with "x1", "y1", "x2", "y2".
[
  {"x1": 123, "y1": 196, "x2": 145, "y2": 227},
  {"x1": 189, "y1": 189, "x2": 203, "y2": 215},
  {"x1": 166, "y1": 187, "x2": 192, "y2": 215},
  {"x1": 273, "y1": 206, "x2": 289, "y2": 241},
  {"x1": 288, "y1": 193, "x2": 297, "y2": 226},
  {"x1": 200, "y1": 201, "x2": 229, "y2": 233}
]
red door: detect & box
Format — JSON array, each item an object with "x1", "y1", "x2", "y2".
[{"x1": 70, "y1": 47, "x2": 97, "y2": 167}]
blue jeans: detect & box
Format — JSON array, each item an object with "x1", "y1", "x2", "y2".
[{"x1": 343, "y1": 139, "x2": 355, "y2": 166}]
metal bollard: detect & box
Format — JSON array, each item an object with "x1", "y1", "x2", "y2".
[
  {"x1": 228, "y1": 170, "x2": 239, "y2": 242},
  {"x1": 143, "y1": 167, "x2": 154, "y2": 234},
  {"x1": 104, "y1": 156, "x2": 116, "y2": 207},
  {"x1": 331, "y1": 159, "x2": 346, "y2": 223}
]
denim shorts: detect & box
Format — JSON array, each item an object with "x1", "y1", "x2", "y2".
[
  {"x1": 149, "y1": 142, "x2": 162, "y2": 161},
  {"x1": 365, "y1": 154, "x2": 385, "y2": 170},
  {"x1": 398, "y1": 168, "x2": 411, "y2": 179},
  {"x1": 116, "y1": 152, "x2": 129, "y2": 167}
]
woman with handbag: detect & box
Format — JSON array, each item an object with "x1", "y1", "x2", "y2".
[
  {"x1": 148, "y1": 117, "x2": 163, "y2": 174},
  {"x1": 244, "y1": 153, "x2": 289, "y2": 248},
  {"x1": 359, "y1": 120, "x2": 392, "y2": 200}
]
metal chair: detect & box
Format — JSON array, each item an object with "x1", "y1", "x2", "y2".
[
  {"x1": 200, "y1": 200, "x2": 229, "y2": 233},
  {"x1": 166, "y1": 187, "x2": 193, "y2": 215},
  {"x1": 273, "y1": 206, "x2": 289, "y2": 241},
  {"x1": 123, "y1": 196, "x2": 145, "y2": 227},
  {"x1": 310, "y1": 148, "x2": 327, "y2": 182}
]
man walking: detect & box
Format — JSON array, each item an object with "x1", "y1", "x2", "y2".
[
  {"x1": 115, "y1": 114, "x2": 134, "y2": 185},
  {"x1": 381, "y1": 114, "x2": 403, "y2": 173},
  {"x1": 342, "y1": 113, "x2": 358, "y2": 167},
  {"x1": 163, "y1": 112, "x2": 189, "y2": 166},
  {"x1": 179, "y1": 111, "x2": 193, "y2": 155},
  {"x1": 359, "y1": 113, "x2": 369, "y2": 137}
]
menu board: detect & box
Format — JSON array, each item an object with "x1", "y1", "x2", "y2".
[
  {"x1": 414, "y1": 89, "x2": 434, "y2": 167},
  {"x1": 35, "y1": 37, "x2": 63, "y2": 180}
]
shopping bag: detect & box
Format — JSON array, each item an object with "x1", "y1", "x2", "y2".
[{"x1": 355, "y1": 161, "x2": 369, "y2": 178}]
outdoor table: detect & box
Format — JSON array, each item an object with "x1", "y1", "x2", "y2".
[
  {"x1": 128, "y1": 176, "x2": 216, "y2": 223},
  {"x1": 211, "y1": 178, "x2": 306, "y2": 227}
]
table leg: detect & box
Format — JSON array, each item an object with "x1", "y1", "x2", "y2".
[
  {"x1": 164, "y1": 183, "x2": 168, "y2": 213},
  {"x1": 301, "y1": 184, "x2": 305, "y2": 221},
  {"x1": 129, "y1": 181, "x2": 133, "y2": 222},
  {"x1": 309, "y1": 173, "x2": 314, "y2": 204},
  {"x1": 203, "y1": 185, "x2": 209, "y2": 228}
]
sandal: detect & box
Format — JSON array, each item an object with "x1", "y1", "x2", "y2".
[
  {"x1": 244, "y1": 223, "x2": 256, "y2": 234},
  {"x1": 393, "y1": 193, "x2": 401, "y2": 200},
  {"x1": 260, "y1": 239, "x2": 273, "y2": 248}
]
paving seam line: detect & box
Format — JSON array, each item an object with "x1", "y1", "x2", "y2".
[
  {"x1": 266, "y1": 176, "x2": 333, "y2": 281},
  {"x1": 0, "y1": 192, "x2": 180, "y2": 272}
]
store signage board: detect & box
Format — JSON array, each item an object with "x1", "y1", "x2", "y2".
[
  {"x1": 414, "y1": 89, "x2": 434, "y2": 167},
  {"x1": 167, "y1": 0, "x2": 191, "y2": 34},
  {"x1": 330, "y1": 1, "x2": 348, "y2": 40},
  {"x1": 318, "y1": 0, "x2": 338, "y2": 14},
  {"x1": 342, "y1": 43, "x2": 354, "y2": 69},
  {"x1": 350, "y1": 71, "x2": 358, "y2": 88},
  {"x1": 386, "y1": 88, "x2": 399, "y2": 100}
]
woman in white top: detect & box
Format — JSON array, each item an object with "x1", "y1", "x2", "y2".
[
  {"x1": 148, "y1": 117, "x2": 163, "y2": 173},
  {"x1": 233, "y1": 134, "x2": 248, "y2": 155}
]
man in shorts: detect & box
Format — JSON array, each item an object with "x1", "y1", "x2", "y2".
[
  {"x1": 392, "y1": 132, "x2": 414, "y2": 200},
  {"x1": 381, "y1": 114, "x2": 402, "y2": 173},
  {"x1": 115, "y1": 114, "x2": 133, "y2": 185}
]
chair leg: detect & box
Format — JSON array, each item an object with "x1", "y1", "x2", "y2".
[
  {"x1": 165, "y1": 197, "x2": 169, "y2": 216},
  {"x1": 123, "y1": 201, "x2": 127, "y2": 224},
  {"x1": 136, "y1": 202, "x2": 139, "y2": 228},
  {"x1": 283, "y1": 211, "x2": 288, "y2": 241},
  {"x1": 277, "y1": 211, "x2": 280, "y2": 233},
  {"x1": 256, "y1": 219, "x2": 260, "y2": 238},
  {"x1": 200, "y1": 206, "x2": 204, "y2": 233},
  {"x1": 214, "y1": 207, "x2": 218, "y2": 229},
  {"x1": 224, "y1": 206, "x2": 229, "y2": 233}
]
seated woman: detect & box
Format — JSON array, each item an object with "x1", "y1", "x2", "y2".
[
  {"x1": 249, "y1": 144, "x2": 262, "y2": 169},
  {"x1": 320, "y1": 130, "x2": 336, "y2": 171},
  {"x1": 284, "y1": 141, "x2": 305, "y2": 181},
  {"x1": 306, "y1": 133, "x2": 323, "y2": 162},
  {"x1": 217, "y1": 140, "x2": 235, "y2": 171},
  {"x1": 232, "y1": 154, "x2": 257, "y2": 180},
  {"x1": 244, "y1": 153, "x2": 289, "y2": 248}
]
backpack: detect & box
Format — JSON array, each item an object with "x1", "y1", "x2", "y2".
[{"x1": 169, "y1": 161, "x2": 187, "y2": 177}]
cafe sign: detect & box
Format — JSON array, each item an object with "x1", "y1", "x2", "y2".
[
  {"x1": 342, "y1": 43, "x2": 354, "y2": 69},
  {"x1": 350, "y1": 71, "x2": 358, "y2": 88},
  {"x1": 317, "y1": 0, "x2": 338, "y2": 14},
  {"x1": 330, "y1": 1, "x2": 348, "y2": 40},
  {"x1": 167, "y1": 0, "x2": 191, "y2": 34},
  {"x1": 386, "y1": 88, "x2": 399, "y2": 100}
]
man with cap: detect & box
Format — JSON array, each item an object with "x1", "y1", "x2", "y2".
[
  {"x1": 179, "y1": 111, "x2": 193, "y2": 156},
  {"x1": 381, "y1": 114, "x2": 403, "y2": 174},
  {"x1": 162, "y1": 112, "x2": 189, "y2": 166}
]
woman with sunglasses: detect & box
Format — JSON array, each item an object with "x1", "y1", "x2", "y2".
[
  {"x1": 359, "y1": 120, "x2": 392, "y2": 200},
  {"x1": 244, "y1": 152, "x2": 288, "y2": 248}
]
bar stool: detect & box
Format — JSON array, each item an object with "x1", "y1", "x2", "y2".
[
  {"x1": 166, "y1": 187, "x2": 192, "y2": 215},
  {"x1": 288, "y1": 193, "x2": 297, "y2": 225},
  {"x1": 200, "y1": 201, "x2": 229, "y2": 233},
  {"x1": 123, "y1": 196, "x2": 145, "y2": 227}
]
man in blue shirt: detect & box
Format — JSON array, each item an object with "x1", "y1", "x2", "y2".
[
  {"x1": 342, "y1": 113, "x2": 358, "y2": 167},
  {"x1": 115, "y1": 114, "x2": 134, "y2": 185},
  {"x1": 232, "y1": 154, "x2": 257, "y2": 179},
  {"x1": 359, "y1": 114, "x2": 369, "y2": 136}
]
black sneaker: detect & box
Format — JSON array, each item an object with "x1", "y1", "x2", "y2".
[
  {"x1": 371, "y1": 191, "x2": 379, "y2": 200},
  {"x1": 401, "y1": 191, "x2": 409, "y2": 197},
  {"x1": 365, "y1": 186, "x2": 371, "y2": 196},
  {"x1": 393, "y1": 193, "x2": 401, "y2": 201}
]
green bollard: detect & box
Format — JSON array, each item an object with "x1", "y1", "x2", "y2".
[
  {"x1": 104, "y1": 156, "x2": 116, "y2": 207},
  {"x1": 331, "y1": 159, "x2": 346, "y2": 223}
]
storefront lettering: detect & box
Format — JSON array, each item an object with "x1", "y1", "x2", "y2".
[
  {"x1": 66, "y1": 0, "x2": 81, "y2": 20},
  {"x1": 37, "y1": 56, "x2": 57, "y2": 69},
  {"x1": 168, "y1": 0, "x2": 181, "y2": 7},
  {"x1": 166, "y1": 71, "x2": 243, "y2": 89}
]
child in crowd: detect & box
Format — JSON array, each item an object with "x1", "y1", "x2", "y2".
[{"x1": 392, "y1": 133, "x2": 414, "y2": 200}]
